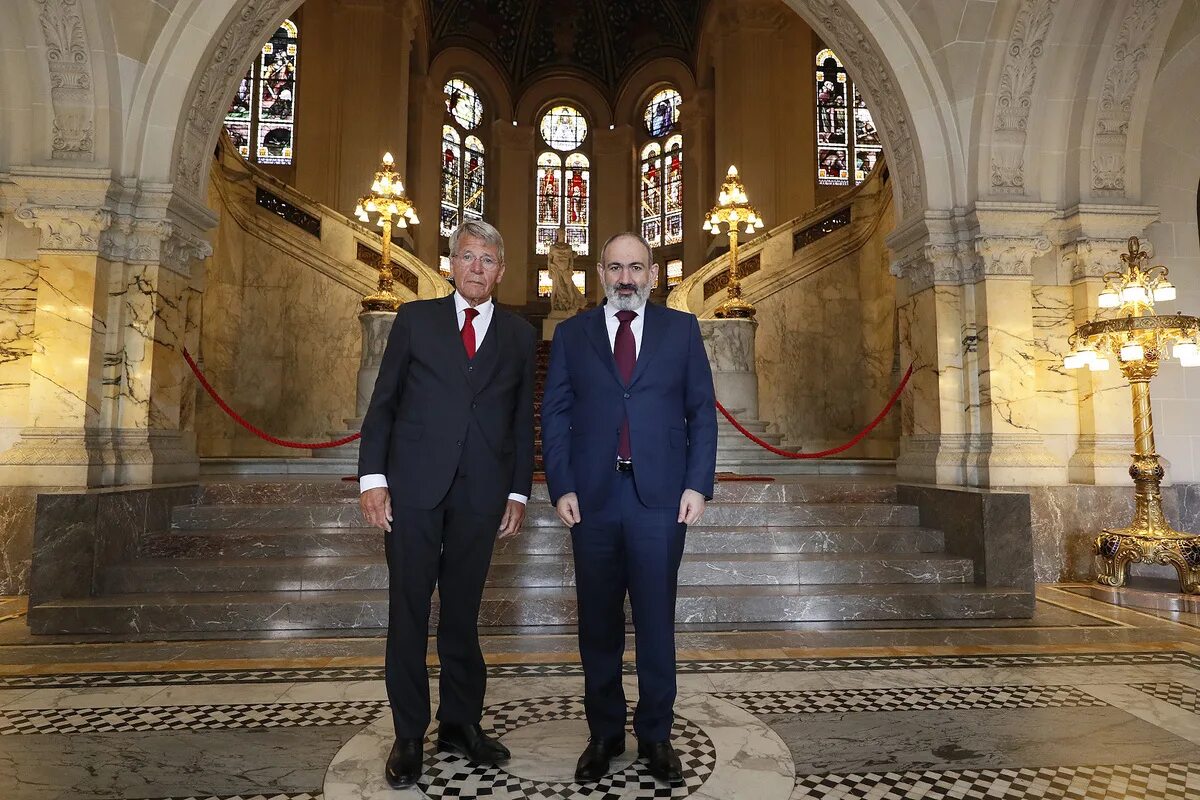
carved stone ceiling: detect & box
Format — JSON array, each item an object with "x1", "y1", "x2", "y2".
[{"x1": 425, "y1": 0, "x2": 707, "y2": 98}]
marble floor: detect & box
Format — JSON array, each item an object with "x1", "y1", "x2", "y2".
[{"x1": 2, "y1": 584, "x2": 1200, "y2": 799}]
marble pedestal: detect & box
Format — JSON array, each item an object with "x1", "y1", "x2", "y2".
[
  {"x1": 312, "y1": 311, "x2": 394, "y2": 460},
  {"x1": 541, "y1": 309, "x2": 577, "y2": 340}
]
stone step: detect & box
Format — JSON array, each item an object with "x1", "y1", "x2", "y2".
[
  {"x1": 171, "y1": 502, "x2": 920, "y2": 530},
  {"x1": 101, "y1": 552, "x2": 972, "y2": 593},
  {"x1": 195, "y1": 479, "x2": 899, "y2": 506},
  {"x1": 28, "y1": 583, "x2": 1034, "y2": 634},
  {"x1": 144, "y1": 525, "x2": 945, "y2": 559}
]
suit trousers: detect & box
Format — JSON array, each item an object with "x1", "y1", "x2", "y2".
[
  {"x1": 570, "y1": 470, "x2": 687, "y2": 742},
  {"x1": 385, "y1": 473, "x2": 503, "y2": 739}
]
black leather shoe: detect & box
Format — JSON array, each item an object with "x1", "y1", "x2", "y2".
[
  {"x1": 574, "y1": 736, "x2": 626, "y2": 782},
  {"x1": 385, "y1": 738, "x2": 423, "y2": 789},
  {"x1": 436, "y1": 722, "x2": 511, "y2": 764},
  {"x1": 637, "y1": 739, "x2": 683, "y2": 784}
]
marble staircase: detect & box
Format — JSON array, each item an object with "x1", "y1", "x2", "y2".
[{"x1": 27, "y1": 478, "x2": 1033, "y2": 634}]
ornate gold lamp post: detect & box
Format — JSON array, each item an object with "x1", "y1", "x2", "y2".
[
  {"x1": 704, "y1": 165, "x2": 764, "y2": 318},
  {"x1": 1064, "y1": 236, "x2": 1200, "y2": 592},
  {"x1": 353, "y1": 152, "x2": 419, "y2": 312}
]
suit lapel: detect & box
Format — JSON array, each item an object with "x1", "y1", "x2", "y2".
[
  {"x1": 439, "y1": 294, "x2": 473, "y2": 383},
  {"x1": 584, "y1": 305, "x2": 623, "y2": 387},
  {"x1": 628, "y1": 302, "x2": 665, "y2": 388}
]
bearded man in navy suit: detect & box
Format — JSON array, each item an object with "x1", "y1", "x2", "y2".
[{"x1": 541, "y1": 231, "x2": 717, "y2": 784}]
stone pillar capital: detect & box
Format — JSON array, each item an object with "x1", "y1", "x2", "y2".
[
  {"x1": 14, "y1": 204, "x2": 111, "y2": 253},
  {"x1": 1047, "y1": 203, "x2": 1158, "y2": 280},
  {"x1": 971, "y1": 234, "x2": 1051, "y2": 280}
]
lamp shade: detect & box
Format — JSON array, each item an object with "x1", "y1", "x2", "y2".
[
  {"x1": 1153, "y1": 282, "x2": 1177, "y2": 302},
  {"x1": 1120, "y1": 342, "x2": 1145, "y2": 361}
]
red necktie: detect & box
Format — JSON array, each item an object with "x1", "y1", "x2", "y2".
[
  {"x1": 615, "y1": 310, "x2": 637, "y2": 459},
  {"x1": 462, "y1": 306, "x2": 479, "y2": 359}
]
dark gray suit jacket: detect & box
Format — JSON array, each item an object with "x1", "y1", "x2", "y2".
[{"x1": 358, "y1": 294, "x2": 537, "y2": 514}]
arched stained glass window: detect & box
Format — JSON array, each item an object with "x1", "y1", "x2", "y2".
[
  {"x1": 224, "y1": 19, "x2": 299, "y2": 165},
  {"x1": 640, "y1": 87, "x2": 683, "y2": 248},
  {"x1": 440, "y1": 78, "x2": 486, "y2": 242},
  {"x1": 816, "y1": 48, "x2": 878, "y2": 187},
  {"x1": 535, "y1": 104, "x2": 590, "y2": 255}
]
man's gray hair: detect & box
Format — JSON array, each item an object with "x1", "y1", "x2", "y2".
[
  {"x1": 598, "y1": 231, "x2": 655, "y2": 266},
  {"x1": 450, "y1": 219, "x2": 505, "y2": 263}
]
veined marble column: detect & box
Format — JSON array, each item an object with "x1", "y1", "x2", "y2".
[
  {"x1": 890, "y1": 218, "x2": 971, "y2": 485},
  {"x1": 0, "y1": 174, "x2": 212, "y2": 487},
  {"x1": 966, "y1": 205, "x2": 1065, "y2": 487}
]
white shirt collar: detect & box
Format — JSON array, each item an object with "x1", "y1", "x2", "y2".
[
  {"x1": 454, "y1": 291, "x2": 493, "y2": 317},
  {"x1": 603, "y1": 299, "x2": 645, "y2": 319}
]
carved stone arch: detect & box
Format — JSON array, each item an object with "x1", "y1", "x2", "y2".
[
  {"x1": 516, "y1": 78, "x2": 612, "y2": 130},
  {"x1": 613, "y1": 58, "x2": 697, "y2": 127},
  {"x1": 428, "y1": 47, "x2": 515, "y2": 124},
  {"x1": 1080, "y1": 0, "x2": 1184, "y2": 202},
  {"x1": 779, "y1": 0, "x2": 965, "y2": 223}
]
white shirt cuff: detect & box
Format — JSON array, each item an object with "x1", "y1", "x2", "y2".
[
  {"x1": 359, "y1": 474, "x2": 388, "y2": 493},
  {"x1": 507, "y1": 493, "x2": 528, "y2": 505}
]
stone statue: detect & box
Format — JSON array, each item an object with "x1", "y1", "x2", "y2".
[{"x1": 548, "y1": 226, "x2": 584, "y2": 313}]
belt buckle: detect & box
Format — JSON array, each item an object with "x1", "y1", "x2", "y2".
[{"x1": 615, "y1": 458, "x2": 633, "y2": 472}]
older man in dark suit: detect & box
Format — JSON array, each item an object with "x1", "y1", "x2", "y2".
[{"x1": 358, "y1": 220, "x2": 537, "y2": 788}]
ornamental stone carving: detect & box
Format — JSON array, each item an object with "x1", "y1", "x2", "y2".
[
  {"x1": 36, "y1": 0, "x2": 95, "y2": 161},
  {"x1": 177, "y1": 0, "x2": 295, "y2": 194},
  {"x1": 14, "y1": 205, "x2": 111, "y2": 252},
  {"x1": 972, "y1": 235, "x2": 1051, "y2": 280},
  {"x1": 1090, "y1": 0, "x2": 1165, "y2": 195}
]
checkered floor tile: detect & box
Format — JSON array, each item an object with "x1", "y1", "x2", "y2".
[
  {"x1": 1128, "y1": 682, "x2": 1200, "y2": 715},
  {"x1": 0, "y1": 700, "x2": 387, "y2": 735},
  {"x1": 418, "y1": 695, "x2": 716, "y2": 799},
  {"x1": 794, "y1": 762, "x2": 1200, "y2": 799},
  {"x1": 718, "y1": 684, "x2": 1109, "y2": 715},
  {"x1": 1, "y1": 651, "x2": 1195, "y2": 689}
]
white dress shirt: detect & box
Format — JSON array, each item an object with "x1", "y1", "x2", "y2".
[
  {"x1": 603, "y1": 299, "x2": 645, "y2": 357},
  {"x1": 360, "y1": 291, "x2": 528, "y2": 505}
]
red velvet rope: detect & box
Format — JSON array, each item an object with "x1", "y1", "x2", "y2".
[
  {"x1": 184, "y1": 346, "x2": 912, "y2": 459},
  {"x1": 715, "y1": 364, "x2": 914, "y2": 459},
  {"x1": 182, "y1": 348, "x2": 361, "y2": 449}
]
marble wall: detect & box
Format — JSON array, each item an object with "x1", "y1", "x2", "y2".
[
  {"x1": 0, "y1": 260, "x2": 37, "y2": 458},
  {"x1": 0, "y1": 487, "x2": 40, "y2": 594},
  {"x1": 751, "y1": 189, "x2": 898, "y2": 458},
  {"x1": 197, "y1": 172, "x2": 368, "y2": 457}
]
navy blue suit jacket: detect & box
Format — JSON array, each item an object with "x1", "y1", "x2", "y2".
[{"x1": 541, "y1": 302, "x2": 717, "y2": 512}]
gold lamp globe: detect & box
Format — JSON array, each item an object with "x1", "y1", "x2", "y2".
[
  {"x1": 357, "y1": 151, "x2": 419, "y2": 312},
  {"x1": 708, "y1": 165, "x2": 764, "y2": 319}
]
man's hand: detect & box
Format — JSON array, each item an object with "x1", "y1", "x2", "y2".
[
  {"x1": 556, "y1": 492, "x2": 582, "y2": 527},
  {"x1": 499, "y1": 499, "x2": 526, "y2": 539},
  {"x1": 678, "y1": 489, "x2": 706, "y2": 525},
  {"x1": 360, "y1": 487, "x2": 392, "y2": 532}
]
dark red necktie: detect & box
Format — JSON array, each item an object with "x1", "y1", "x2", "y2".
[
  {"x1": 462, "y1": 307, "x2": 479, "y2": 359},
  {"x1": 615, "y1": 310, "x2": 637, "y2": 459}
]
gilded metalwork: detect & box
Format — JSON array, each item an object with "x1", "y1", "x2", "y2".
[
  {"x1": 354, "y1": 152, "x2": 420, "y2": 312},
  {"x1": 705, "y1": 165, "x2": 764, "y2": 319},
  {"x1": 1063, "y1": 237, "x2": 1200, "y2": 594}
]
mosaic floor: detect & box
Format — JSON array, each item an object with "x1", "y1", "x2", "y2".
[{"x1": 3, "y1": 585, "x2": 1200, "y2": 799}]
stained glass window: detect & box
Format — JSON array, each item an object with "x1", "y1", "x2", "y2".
[
  {"x1": 536, "y1": 104, "x2": 590, "y2": 255},
  {"x1": 440, "y1": 77, "x2": 486, "y2": 244},
  {"x1": 537, "y1": 269, "x2": 586, "y2": 298},
  {"x1": 667, "y1": 258, "x2": 684, "y2": 287},
  {"x1": 644, "y1": 88, "x2": 681, "y2": 138},
  {"x1": 444, "y1": 78, "x2": 483, "y2": 130},
  {"x1": 540, "y1": 105, "x2": 588, "y2": 152},
  {"x1": 224, "y1": 19, "x2": 298, "y2": 165},
  {"x1": 852, "y1": 85, "x2": 882, "y2": 183},
  {"x1": 816, "y1": 48, "x2": 878, "y2": 187},
  {"x1": 640, "y1": 88, "x2": 683, "y2": 250}
]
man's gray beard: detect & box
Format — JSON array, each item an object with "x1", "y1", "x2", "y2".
[{"x1": 604, "y1": 282, "x2": 652, "y2": 311}]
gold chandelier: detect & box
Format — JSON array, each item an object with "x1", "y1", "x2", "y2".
[
  {"x1": 704, "y1": 165, "x2": 764, "y2": 319},
  {"x1": 354, "y1": 152, "x2": 419, "y2": 312},
  {"x1": 1064, "y1": 236, "x2": 1200, "y2": 592}
]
